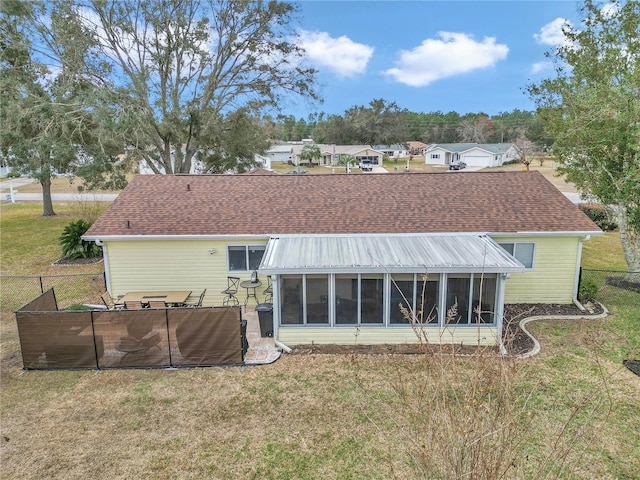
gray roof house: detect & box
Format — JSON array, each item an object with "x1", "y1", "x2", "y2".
[{"x1": 425, "y1": 143, "x2": 517, "y2": 168}]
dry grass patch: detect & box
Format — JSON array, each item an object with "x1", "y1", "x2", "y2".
[
  {"x1": 486, "y1": 161, "x2": 577, "y2": 193},
  {"x1": 2, "y1": 341, "x2": 638, "y2": 479},
  {"x1": 0, "y1": 356, "x2": 412, "y2": 479}
]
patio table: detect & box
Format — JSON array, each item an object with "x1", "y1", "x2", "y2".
[
  {"x1": 240, "y1": 280, "x2": 262, "y2": 307},
  {"x1": 116, "y1": 290, "x2": 192, "y2": 308}
]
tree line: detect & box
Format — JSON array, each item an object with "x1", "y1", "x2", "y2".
[{"x1": 266, "y1": 102, "x2": 551, "y2": 148}]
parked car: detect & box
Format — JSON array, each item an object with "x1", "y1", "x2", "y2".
[
  {"x1": 449, "y1": 161, "x2": 467, "y2": 171},
  {"x1": 359, "y1": 159, "x2": 373, "y2": 172}
]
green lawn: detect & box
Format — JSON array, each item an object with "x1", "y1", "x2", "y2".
[{"x1": 1, "y1": 204, "x2": 639, "y2": 479}]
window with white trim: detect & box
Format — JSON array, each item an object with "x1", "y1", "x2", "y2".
[
  {"x1": 430, "y1": 153, "x2": 440, "y2": 159},
  {"x1": 498, "y1": 242, "x2": 535, "y2": 269},
  {"x1": 445, "y1": 273, "x2": 497, "y2": 325},
  {"x1": 227, "y1": 245, "x2": 265, "y2": 272}
]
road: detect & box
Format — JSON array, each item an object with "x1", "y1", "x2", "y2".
[{"x1": 0, "y1": 177, "x2": 119, "y2": 202}]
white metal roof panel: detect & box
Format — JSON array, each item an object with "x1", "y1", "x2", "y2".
[{"x1": 259, "y1": 234, "x2": 525, "y2": 274}]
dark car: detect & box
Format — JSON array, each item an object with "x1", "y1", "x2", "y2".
[{"x1": 449, "y1": 161, "x2": 467, "y2": 171}]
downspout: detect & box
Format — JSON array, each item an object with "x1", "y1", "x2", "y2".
[
  {"x1": 95, "y1": 239, "x2": 111, "y2": 294},
  {"x1": 270, "y1": 275, "x2": 292, "y2": 353},
  {"x1": 572, "y1": 235, "x2": 590, "y2": 310},
  {"x1": 498, "y1": 273, "x2": 508, "y2": 355},
  {"x1": 275, "y1": 339, "x2": 292, "y2": 354}
]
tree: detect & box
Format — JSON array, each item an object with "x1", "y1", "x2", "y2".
[
  {"x1": 0, "y1": 0, "x2": 118, "y2": 215},
  {"x1": 299, "y1": 143, "x2": 321, "y2": 167},
  {"x1": 197, "y1": 107, "x2": 270, "y2": 173},
  {"x1": 78, "y1": 0, "x2": 318, "y2": 174},
  {"x1": 335, "y1": 154, "x2": 356, "y2": 173},
  {"x1": 512, "y1": 134, "x2": 537, "y2": 171},
  {"x1": 337, "y1": 99, "x2": 409, "y2": 145},
  {"x1": 527, "y1": 0, "x2": 640, "y2": 281},
  {"x1": 457, "y1": 114, "x2": 494, "y2": 143}
]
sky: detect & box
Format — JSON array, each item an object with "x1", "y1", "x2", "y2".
[{"x1": 281, "y1": 0, "x2": 584, "y2": 118}]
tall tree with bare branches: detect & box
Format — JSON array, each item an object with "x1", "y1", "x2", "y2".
[{"x1": 77, "y1": 0, "x2": 318, "y2": 174}]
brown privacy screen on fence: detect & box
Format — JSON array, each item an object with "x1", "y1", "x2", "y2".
[
  {"x1": 15, "y1": 289, "x2": 246, "y2": 370},
  {"x1": 17, "y1": 287, "x2": 58, "y2": 313}
]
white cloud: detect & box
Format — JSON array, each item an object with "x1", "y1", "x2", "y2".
[
  {"x1": 601, "y1": 2, "x2": 620, "y2": 18},
  {"x1": 534, "y1": 18, "x2": 572, "y2": 46},
  {"x1": 531, "y1": 61, "x2": 553, "y2": 74},
  {"x1": 382, "y1": 32, "x2": 508, "y2": 87},
  {"x1": 298, "y1": 30, "x2": 374, "y2": 78}
]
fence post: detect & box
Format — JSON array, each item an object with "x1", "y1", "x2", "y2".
[{"x1": 39, "y1": 276, "x2": 44, "y2": 294}]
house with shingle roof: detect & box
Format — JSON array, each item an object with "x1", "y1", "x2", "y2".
[
  {"x1": 83, "y1": 171, "x2": 601, "y2": 348},
  {"x1": 372, "y1": 144, "x2": 408, "y2": 159},
  {"x1": 407, "y1": 141, "x2": 429, "y2": 155},
  {"x1": 425, "y1": 143, "x2": 518, "y2": 168},
  {"x1": 288, "y1": 144, "x2": 384, "y2": 168}
]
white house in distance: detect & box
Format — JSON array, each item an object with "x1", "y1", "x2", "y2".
[
  {"x1": 265, "y1": 144, "x2": 294, "y2": 164},
  {"x1": 425, "y1": 143, "x2": 518, "y2": 168},
  {"x1": 372, "y1": 144, "x2": 409, "y2": 159}
]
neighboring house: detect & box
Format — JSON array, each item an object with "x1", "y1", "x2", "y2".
[
  {"x1": 425, "y1": 143, "x2": 517, "y2": 168},
  {"x1": 253, "y1": 154, "x2": 272, "y2": 171},
  {"x1": 266, "y1": 144, "x2": 294, "y2": 164},
  {"x1": 83, "y1": 172, "x2": 601, "y2": 348},
  {"x1": 406, "y1": 141, "x2": 429, "y2": 156},
  {"x1": 372, "y1": 144, "x2": 409, "y2": 159},
  {"x1": 0, "y1": 162, "x2": 12, "y2": 177},
  {"x1": 290, "y1": 144, "x2": 384, "y2": 168}
]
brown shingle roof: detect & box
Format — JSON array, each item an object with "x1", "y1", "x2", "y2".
[{"x1": 84, "y1": 171, "x2": 600, "y2": 238}]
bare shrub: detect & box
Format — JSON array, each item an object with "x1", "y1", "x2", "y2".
[
  {"x1": 352, "y1": 274, "x2": 613, "y2": 479},
  {"x1": 68, "y1": 196, "x2": 108, "y2": 223}
]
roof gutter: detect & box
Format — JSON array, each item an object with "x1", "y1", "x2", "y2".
[
  {"x1": 82, "y1": 234, "x2": 271, "y2": 242},
  {"x1": 489, "y1": 230, "x2": 603, "y2": 237},
  {"x1": 83, "y1": 230, "x2": 604, "y2": 242}
]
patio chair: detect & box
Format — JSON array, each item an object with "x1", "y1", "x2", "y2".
[
  {"x1": 124, "y1": 301, "x2": 144, "y2": 309},
  {"x1": 115, "y1": 316, "x2": 162, "y2": 362},
  {"x1": 101, "y1": 292, "x2": 116, "y2": 309},
  {"x1": 222, "y1": 277, "x2": 240, "y2": 306},
  {"x1": 263, "y1": 276, "x2": 273, "y2": 303},
  {"x1": 148, "y1": 300, "x2": 167, "y2": 309},
  {"x1": 194, "y1": 289, "x2": 206, "y2": 307}
]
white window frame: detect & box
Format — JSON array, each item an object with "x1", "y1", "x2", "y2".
[
  {"x1": 227, "y1": 244, "x2": 266, "y2": 272},
  {"x1": 498, "y1": 242, "x2": 536, "y2": 270}
]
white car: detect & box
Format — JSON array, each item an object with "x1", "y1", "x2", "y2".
[{"x1": 359, "y1": 160, "x2": 373, "y2": 172}]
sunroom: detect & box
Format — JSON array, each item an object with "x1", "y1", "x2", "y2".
[{"x1": 259, "y1": 234, "x2": 526, "y2": 347}]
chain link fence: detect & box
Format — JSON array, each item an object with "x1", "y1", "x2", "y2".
[
  {"x1": 0, "y1": 273, "x2": 106, "y2": 312},
  {"x1": 579, "y1": 268, "x2": 640, "y2": 307}
]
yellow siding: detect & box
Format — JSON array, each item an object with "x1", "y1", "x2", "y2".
[
  {"x1": 498, "y1": 236, "x2": 579, "y2": 304},
  {"x1": 105, "y1": 239, "x2": 269, "y2": 306},
  {"x1": 277, "y1": 326, "x2": 499, "y2": 346}
]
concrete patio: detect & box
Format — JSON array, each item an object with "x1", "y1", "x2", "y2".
[{"x1": 243, "y1": 307, "x2": 282, "y2": 365}]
